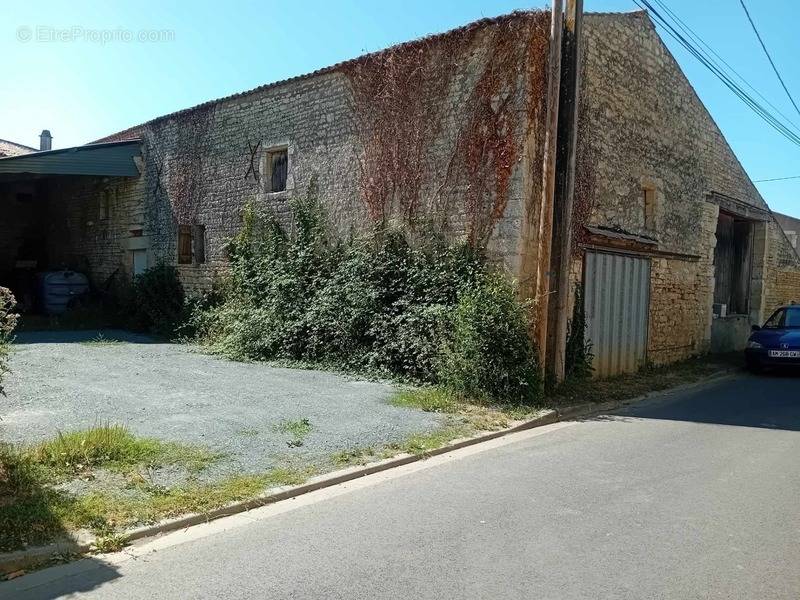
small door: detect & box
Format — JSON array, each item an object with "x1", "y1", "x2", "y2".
[
  {"x1": 132, "y1": 249, "x2": 148, "y2": 276},
  {"x1": 584, "y1": 251, "x2": 651, "y2": 377}
]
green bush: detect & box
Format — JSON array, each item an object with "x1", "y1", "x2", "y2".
[
  {"x1": 127, "y1": 265, "x2": 185, "y2": 337},
  {"x1": 0, "y1": 287, "x2": 18, "y2": 396},
  {"x1": 192, "y1": 187, "x2": 541, "y2": 403},
  {"x1": 438, "y1": 274, "x2": 541, "y2": 403}
]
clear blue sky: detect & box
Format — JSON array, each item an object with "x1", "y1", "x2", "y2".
[{"x1": 1, "y1": 0, "x2": 798, "y2": 217}]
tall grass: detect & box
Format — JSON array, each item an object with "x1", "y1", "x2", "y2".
[{"x1": 30, "y1": 423, "x2": 216, "y2": 475}]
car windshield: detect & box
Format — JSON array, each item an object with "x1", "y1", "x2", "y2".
[{"x1": 764, "y1": 307, "x2": 800, "y2": 329}]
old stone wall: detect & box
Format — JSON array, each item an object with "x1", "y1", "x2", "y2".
[
  {"x1": 43, "y1": 175, "x2": 145, "y2": 288},
  {"x1": 763, "y1": 220, "x2": 800, "y2": 312},
  {"x1": 92, "y1": 13, "x2": 550, "y2": 294},
  {"x1": 578, "y1": 12, "x2": 800, "y2": 365}
]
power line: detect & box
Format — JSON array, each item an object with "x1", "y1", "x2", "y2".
[
  {"x1": 753, "y1": 175, "x2": 800, "y2": 183},
  {"x1": 739, "y1": 0, "x2": 800, "y2": 119},
  {"x1": 650, "y1": 0, "x2": 800, "y2": 135},
  {"x1": 632, "y1": 0, "x2": 800, "y2": 151}
]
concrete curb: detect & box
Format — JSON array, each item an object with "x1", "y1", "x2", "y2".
[{"x1": 0, "y1": 367, "x2": 738, "y2": 577}]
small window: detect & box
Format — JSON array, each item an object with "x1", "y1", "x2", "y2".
[
  {"x1": 177, "y1": 224, "x2": 206, "y2": 265},
  {"x1": 266, "y1": 148, "x2": 288, "y2": 193},
  {"x1": 643, "y1": 187, "x2": 657, "y2": 230}
]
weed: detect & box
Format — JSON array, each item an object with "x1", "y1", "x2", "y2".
[
  {"x1": 331, "y1": 447, "x2": 376, "y2": 466},
  {"x1": 274, "y1": 418, "x2": 312, "y2": 447},
  {"x1": 391, "y1": 387, "x2": 460, "y2": 413},
  {"x1": 396, "y1": 426, "x2": 472, "y2": 456},
  {"x1": 91, "y1": 533, "x2": 128, "y2": 554},
  {"x1": 79, "y1": 334, "x2": 125, "y2": 347}
]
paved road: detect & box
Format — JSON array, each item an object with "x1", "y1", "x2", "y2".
[{"x1": 5, "y1": 371, "x2": 800, "y2": 599}]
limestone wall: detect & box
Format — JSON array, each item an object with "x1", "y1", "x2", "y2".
[
  {"x1": 579, "y1": 12, "x2": 800, "y2": 363},
  {"x1": 93, "y1": 12, "x2": 550, "y2": 293}
]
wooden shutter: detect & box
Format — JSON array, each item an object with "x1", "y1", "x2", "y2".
[{"x1": 178, "y1": 225, "x2": 192, "y2": 264}]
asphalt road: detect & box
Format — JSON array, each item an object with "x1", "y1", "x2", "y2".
[{"x1": 4, "y1": 371, "x2": 800, "y2": 600}]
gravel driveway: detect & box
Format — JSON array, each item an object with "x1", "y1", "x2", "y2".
[{"x1": 1, "y1": 330, "x2": 444, "y2": 479}]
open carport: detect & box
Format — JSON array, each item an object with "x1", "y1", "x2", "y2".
[{"x1": 0, "y1": 140, "x2": 142, "y2": 312}]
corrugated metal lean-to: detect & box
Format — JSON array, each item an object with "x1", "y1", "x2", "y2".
[{"x1": 584, "y1": 251, "x2": 651, "y2": 377}]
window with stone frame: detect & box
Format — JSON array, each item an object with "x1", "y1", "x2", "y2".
[
  {"x1": 265, "y1": 147, "x2": 288, "y2": 193},
  {"x1": 643, "y1": 186, "x2": 657, "y2": 230}
]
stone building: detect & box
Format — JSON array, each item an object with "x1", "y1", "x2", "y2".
[
  {"x1": 774, "y1": 211, "x2": 800, "y2": 251},
  {"x1": 0, "y1": 9, "x2": 798, "y2": 376}
]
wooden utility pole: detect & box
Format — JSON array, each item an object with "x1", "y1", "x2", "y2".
[
  {"x1": 534, "y1": 0, "x2": 564, "y2": 371},
  {"x1": 547, "y1": 0, "x2": 584, "y2": 383}
]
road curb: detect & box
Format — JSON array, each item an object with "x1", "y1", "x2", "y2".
[{"x1": 0, "y1": 367, "x2": 739, "y2": 577}]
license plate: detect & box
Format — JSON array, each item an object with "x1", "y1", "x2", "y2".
[{"x1": 769, "y1": 350, "x2": 800, "y2": 358}]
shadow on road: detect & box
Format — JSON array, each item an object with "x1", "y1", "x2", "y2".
[
  {"x1": 12, "y1": 329, "x2": 156, "y2": 345},
  {"x1": 595, "y1": 369, "x2": 800, "y2": 432},
  {"x1": 0, "y1": 558, "x2": 122, "y2": 600}
]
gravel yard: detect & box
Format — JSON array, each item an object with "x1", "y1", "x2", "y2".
[{"x1": 1, "y1": 330, "x2": 445, "y2": 481}]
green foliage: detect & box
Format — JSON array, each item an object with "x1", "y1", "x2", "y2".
[
  {"x1": 127, "y1": 265, "x2": 186, "y2": 337},
  {"x1": 564, "y1": 284, "x2": 593, "y2": 380},
  {"x1": 0, "y1": 287, "x2": 18, "y2": 396},
  {"x1": 438, "y1": 274, "x2": 541, "y2": 403},
  {"x1": 192, "y1": 185, "x2": 541, "y2": 403},
  {"x1": 30, "y1": 423, "x2": 216, "y2": 476}
]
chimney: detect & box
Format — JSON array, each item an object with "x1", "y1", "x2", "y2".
[{"x1": 39, "y1": 129, "x2": 52, "y2": 151}]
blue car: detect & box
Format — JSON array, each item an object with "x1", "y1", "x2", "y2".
[{"x1": 745, "y1": 304, "x2": 800, "y2": 372}]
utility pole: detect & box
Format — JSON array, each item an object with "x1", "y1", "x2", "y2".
[
  {"x1": 534, "y1": 0, "x2": 564, "y2": 372},
  {"x1": 547, "y1": 0, "x2": 584, "y2": 383}
]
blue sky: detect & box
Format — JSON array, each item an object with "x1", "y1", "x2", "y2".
[{"x1": 1, "y1": 0, "x2": 798, "y2": 217}]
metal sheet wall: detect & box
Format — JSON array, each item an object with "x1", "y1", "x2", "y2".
[{"x1": 584, "y1": 251, "x2": 651, "y2": 377}]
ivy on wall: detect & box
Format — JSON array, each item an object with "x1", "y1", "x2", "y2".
[{"x1": 343, "y1": 11, "x2": 551, "y2": 247}]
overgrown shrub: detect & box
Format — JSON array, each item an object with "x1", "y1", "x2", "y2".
[
  {"x1": 192, "y1": 186, "x2": 541, "y2": 403},
  {"x1": 127, "y1": 265, "x2": 185, "y2": 337},
  {"x1": 0, "y1": 287, "x2": 18, "y2": 396},
  {"x1": 438, "y1": 274, "x2": 540, "y2": 403}
]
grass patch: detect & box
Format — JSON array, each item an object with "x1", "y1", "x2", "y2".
[
  {"x1": 391, "y1": 387, "x2": 540, "y2": 433},
  {"x1": 549, "y1": 352, "x2": 742, "y2": 406},
  {"x1": 29, "y1": 423, "x2": 217, "y2": 478},
  {"x1": 61, "y1": 468, "x2": 311, "y2": 534},
  {"x1": 395, "y1": 425, "x2": 473, "y2": 455},
  {"x1": 273, "y1": 418, "x2": 312, "y2": 447},
  {"x1": 1, "y1": 434, "x2": 311, "y2": 553}
]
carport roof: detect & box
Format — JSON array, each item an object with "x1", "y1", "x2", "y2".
[{"x1": 0, "y1": 139, "x2": 141, "y2": 178}]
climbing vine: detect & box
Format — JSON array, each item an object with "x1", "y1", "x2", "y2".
[
  {"x1": 341, "y1": 25, "x2": 478, "y2": 223},
  {"x1": 343, "y1": 11, "x2": 550, "y2": 246},
  {"x1": 571, "y1": 92, "x2": 599, "y2": 257}
]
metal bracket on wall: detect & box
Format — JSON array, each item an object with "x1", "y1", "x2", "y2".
[
  {"x1": 153, "y1": 158, "x2": 165, "y2": 197},
  {"x1": 244, "y1": 140, "x2": 262, "y2": 182}
]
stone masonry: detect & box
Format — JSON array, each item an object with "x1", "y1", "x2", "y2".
[{"x1": 577, "y1": 11, "x2": 800, "y2": 364}]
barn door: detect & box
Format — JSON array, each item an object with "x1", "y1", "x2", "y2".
[{"x1": 584, "y1": 251, "x2": 651, "y2": 377}]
